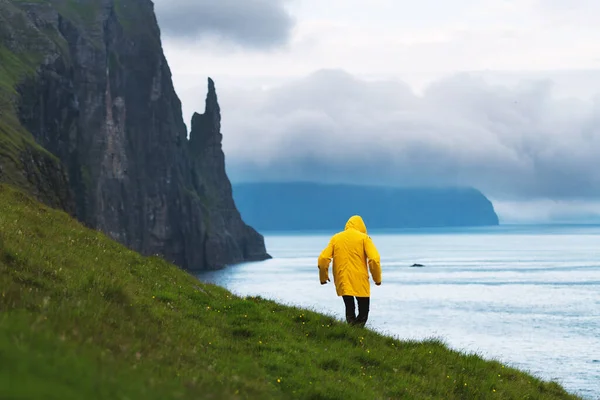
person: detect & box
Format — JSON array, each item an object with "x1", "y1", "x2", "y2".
[{"x1": 318, "y1": 215, "x2": 381, "y2": 327}]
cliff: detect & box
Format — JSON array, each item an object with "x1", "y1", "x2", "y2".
[
  {"x1": 0, "y1": 0, "x2": 270, "y2": 270},
  {"x1": 233, "y1": 182, "x2": 500, "y2": 231}
]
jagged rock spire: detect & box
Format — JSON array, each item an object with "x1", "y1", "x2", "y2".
[
  {"x1": 189, "y1": 77, "x2": 222, "y2": 150},
  {"x1": 206, "y1": 77, "x2": 220, "y2": 116}
]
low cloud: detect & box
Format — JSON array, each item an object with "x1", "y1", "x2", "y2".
[
  {"x1": 211, "y1": 69, "x2": 600, "y2": 205},
  {"x1": 493, "y1": 199, "x2": 600, "y2": 223},
  {"x1": 153, "y1": 0, "x2": 294, "y2": 49}
]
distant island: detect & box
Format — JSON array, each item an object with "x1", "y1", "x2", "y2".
[{"x1": 232, "y1": 182, "x2": 499, "y2": 231}]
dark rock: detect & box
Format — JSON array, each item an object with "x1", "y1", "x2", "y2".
[
  {"x1": 0, "y1": 0, "x2": 270, "y2": 270},
  {"x1": 410, "y1": 264, "x2": 425, "y2": 268},
  {"x1": 19, "y1": 146, "x2": 75, "y2": 215}
]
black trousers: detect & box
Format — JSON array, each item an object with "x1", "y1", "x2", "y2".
[{"x1": 342, "y1": 295, "x2": 370, "y2": 327}]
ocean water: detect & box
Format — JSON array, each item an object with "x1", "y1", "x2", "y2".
[{"x1": 198, "y1": 225, "x2": 600, "y2": 399}]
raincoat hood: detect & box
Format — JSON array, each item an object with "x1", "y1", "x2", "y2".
[{"x1": 345, "y1": 215, "x2": 367, "y2": 234}]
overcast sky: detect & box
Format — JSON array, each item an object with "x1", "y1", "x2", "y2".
[{"x1": 152, "y1": 0, "x2": 600, "y2": 222}]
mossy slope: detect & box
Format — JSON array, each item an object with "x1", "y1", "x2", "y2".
[{"x1": 0, "y1": 0, "x2": 73, "y2": 211}]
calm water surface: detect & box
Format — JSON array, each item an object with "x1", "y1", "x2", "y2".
[{"x1": 199, "y1": 225, "x2": 600, "y2": 399}]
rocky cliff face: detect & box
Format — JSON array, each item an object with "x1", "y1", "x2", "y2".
[
  {"x1": 0, "y1": 0, "x2": 270, "y2": 270},
  {"x1": 0, "y1": 0, "x2": 75, "y2": 214}
]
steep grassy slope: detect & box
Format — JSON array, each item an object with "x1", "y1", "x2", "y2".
[{"x1": 0, "y1": 184, "x2": 579, "y2": 399}]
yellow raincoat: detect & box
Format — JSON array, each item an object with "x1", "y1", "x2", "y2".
[{"x1": 318, "y1": 215, "x2": 382, "y2": 297}]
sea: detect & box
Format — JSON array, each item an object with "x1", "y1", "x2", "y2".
[{"x1": 198, "y1": 225, "x2": 600, "y2": 399}]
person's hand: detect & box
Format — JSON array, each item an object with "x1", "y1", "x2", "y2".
[{"x1": 375, "y1": 281, "x2": 382, "y2": 286}]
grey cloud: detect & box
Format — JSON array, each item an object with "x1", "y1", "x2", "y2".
[
  {"x1": 153, "y1": 0, "x2": 294, "y2": 48},
  {"x1": 210, "y1": 69, "x2": 600, "y2": 203}
]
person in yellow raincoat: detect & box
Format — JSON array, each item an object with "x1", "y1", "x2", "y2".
[{"x1": 318, "y1": 215, "x2": 382, "y2": 327}]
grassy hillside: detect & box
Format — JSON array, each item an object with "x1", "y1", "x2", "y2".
[{"x1": 0, "y1": 184, "x2": 579, "y2": 400}]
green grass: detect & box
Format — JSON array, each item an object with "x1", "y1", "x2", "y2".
[{"x1": 0, "y1": 184, "x2": 581, "y2": 400}]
